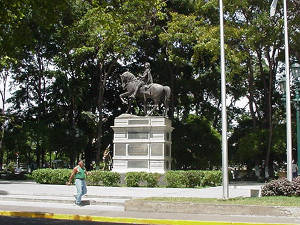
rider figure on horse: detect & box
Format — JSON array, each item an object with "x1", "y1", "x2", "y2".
[{"x1": 131, "y1": 62, "x2": 153, "y2": 98}]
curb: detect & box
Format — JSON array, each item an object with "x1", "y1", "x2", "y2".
[
  {"x1": 0, "y1": 211, "x2": 297, "y2": 225},
  {"x1": 125, "y1": 200, "x2": 300, "y2": 217}
]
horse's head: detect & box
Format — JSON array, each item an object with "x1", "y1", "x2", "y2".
[
  {"x1": 120, "y1": 72, "x2": 127, "y2": 88},
  {"x1": 120, "y1": 71, "x2": 136, "y2": 88}
]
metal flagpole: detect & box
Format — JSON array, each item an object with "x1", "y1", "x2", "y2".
[
  {"x1": 283, "y1": 0, "x2": 293, "y2": 181},
  {"x1": 219, "y1": 0, "x2": 229, "y2": 199}
]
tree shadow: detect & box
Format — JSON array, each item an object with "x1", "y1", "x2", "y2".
[{"x1": 0, "y1": 190, "x2": 8, "y2": 195}]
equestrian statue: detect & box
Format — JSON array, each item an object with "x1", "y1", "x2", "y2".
[{"x1": 119, "y1": 62, "x2": 171, "y2": 117}]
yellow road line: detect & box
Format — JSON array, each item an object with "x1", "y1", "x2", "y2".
[{"x1": 0, "y1": 211, "x2": 296, "y2": 225}]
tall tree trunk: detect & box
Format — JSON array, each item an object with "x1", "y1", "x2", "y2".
[
  {"x1": 264, "y1": 48, "x2": 278, "y2": 179},
  {"x1": 36, "y1": 52, "x2": 47, "y2": 168},
  {"x1": 36, "y1": 140, "x2": 41, "y2": 168},
  {"x1": 96, "y1": 68, "x2": 105, "y2": 168},
  {"x1": 0, "y1": 71, "x2": 8, "y2": 170},
  {"x1": 247, "y1": 54, "x2": 257, "y2": 127},
  {"x1": 0, "y1": 115, "x2": 4, "y2": 170},
  {"x1": 0, "y1": 128, "x2": 4, "y2": 170},
  {"x1": 167, "y1": 61, "x2": 175, "y2": 118},
  {"x1": 257, "y1": 48, "x2": 271, "y2": 178},
  {"x1": 265, "y1": 68, "x2": 273, "y2": 179},
  {"x1": 85, "y1": 137, "x2": 93, "y2": 171},
  {"x1": 95, "y1": 61, "x2": 115, "y2": 168}
]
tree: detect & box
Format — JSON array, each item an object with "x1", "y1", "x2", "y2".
[
  {"x1": 172, "y1": 114, "x2": 221, "y2": 169},
  {"x1": 69, "y1": 0, "x2": 166, "y2": 167}
]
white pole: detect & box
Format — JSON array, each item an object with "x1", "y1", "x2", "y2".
[
  {"x1": 219, "y1": 0, "x2": 229, "y2": 199},
  {"x1": 283, "y1": 0, "x2": 293, "y2": 181}
]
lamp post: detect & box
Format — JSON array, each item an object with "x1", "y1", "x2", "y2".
[
  {"x1": 219, "y1": 0, "x2": 229, "y2": 199},
  {"x1": 271, "y1": 0, "x2": 293, "y2": 182},
  {"x1": 292, "y1": 62, "x2": 300, "y2": 175},
  {"x1": 279, "y1": 62, "x2": 300, "y2": 178}
]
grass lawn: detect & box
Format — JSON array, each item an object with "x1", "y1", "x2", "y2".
[{"x1": 141, "y1": 196, "x2": 300, "y2": 207}]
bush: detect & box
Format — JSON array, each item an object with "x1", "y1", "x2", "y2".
[
  {"x1": 100, "y1": 171, "x2": 121, "y2": 186},
  {"x1": 262, "y1": 178, "x2": 296, "y2": 196},
  {"x1": 293, "y1": 176, "x2": 300, "y2": 196},
  {"x1": 86, "y1": 170, "x2": 102, "y2": 185},
  {"x1": 86, "y1": 170, "x2": 120, "y2": 186},
  {"x1": 185, "y1": 171, "x2": 203, "y2": 188},
  {"x1": 31, "y1": 168, "x2": 222, "y2": 188},
  {"x1": 32, "y1": 169, "x2": 121, "y2": 186},
  {"x1": 7, "y1": 162, "x2": 15, "y2": 173},
  {"x1": 201, "y1": 171, "x2": 222, "y2": 187},
  {"x1": 165, "y1": 170, "x2": 221, "y2": 188},
  {"x1": 125, "y1": 172, "x2": 146, "y2": 187},
  {"x1": 32, "y1": 169, "x2": 72, "y2": 184},
  {"x1": 124, "y1": 172, "x2": 161, "y2": 187},
  {"x1": 165, "y1": 171, "x2": 186, "y2": 188},
  {"x1": 25, "y1": 173, "x2": 34, "y2": 180},
  {"x1": 143, "y1": 173, "x2": 161, "y2": 187}
]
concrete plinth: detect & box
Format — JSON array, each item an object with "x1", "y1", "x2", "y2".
[{"x1": 111, "y1": 114, "x2": 173, "y2": 173}]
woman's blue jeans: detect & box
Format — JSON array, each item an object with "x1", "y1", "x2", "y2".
[{"x1": 75, "y1": 179, "x2": 87, "y2": 204}]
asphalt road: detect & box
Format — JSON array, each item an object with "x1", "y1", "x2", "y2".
[{"x1": 0, "y1": 216, "x2": 145, "y2": 225}]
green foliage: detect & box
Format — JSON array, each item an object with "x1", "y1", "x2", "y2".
[
  {"x1": 30, "y1": 169, "x2": 222, "y2": 188},
  {"x1": 100, "y1": 171, "x2": 120, "y2": 186},
  {"x1": 2, "y1": 0, "x2": 300, "y2": 174},
  {"x1": 32, "y1": 169, "x2": 72, "y2": 185},
  {"x1": 125, "y1": 172, "x2": 161, "y2": 187},
  {"x1": 172, "y1": 115, "x2": 221, "y2": 170},
  {"x1": 143, "y1": 173, "x2": 161, "y2": 188},
  {"x1": 165, "y1": 170, "x2": 221, "y2": 188},
  {"x1": 165, "y1": 171, "x2": 186, "y2": 188},
  {"x1": 201, "y1": 170, "x2": 222, "y2": 186},
  {"x1": 6, "y1": 162, "x2": 15, "y2": 173},
  {"x1": 125, "y1": 172, "x2": 146, "y2": 187},
  {"x1": 229, "y1": 118, "x2": 286, "y2": 169},
  {"x1": 25, "y1": 173, "x2": 33, "y2": 180},
  {"x1": 86, "y1": 170, "x2": 120, "y2": 186},
  {"x1": 31, "y1": 169, "x2": 121, "y2": 186},
  {"x1": 85, "y1": 170, "x2": 102, "y2": 185},
  {"x1": 138, "y1": 196, "x2": 300, "y2": 207},
  {"x1": 185, "y1": 170, "x2": 203, "y2": 188},
  {"x1": 75, "y1": 0, "x2": 166, "y2": 61}
]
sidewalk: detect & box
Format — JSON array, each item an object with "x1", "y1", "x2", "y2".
[
  {"x1": 0, "y1": 180, "x2": 299, "y2": 224},
  {"x1": 0, "y1": 180, "x2": 262, "y2": 198}
]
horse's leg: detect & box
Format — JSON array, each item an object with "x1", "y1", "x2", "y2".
[
  {"x1": 147, "y1": 99, "x2": 159, "y2": 116},
  {"x1": 120, "y1": 92, "x2": 130, "y2": 104},
  {"x1": 126, "y1": 98, "x2": 132, "y2": 113},
  {"x1": 143, "y1": 94, "x2": 147, "y2": 115},
  {"x1": 164, "y1": 99, "x2": 169, "y2": 117}
]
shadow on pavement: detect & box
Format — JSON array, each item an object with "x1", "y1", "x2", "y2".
[
  {"x1": 0, "y1": 216, "x2": 146, "y2": 225},
  {"x1": 0, "y1": 190, "x2": 8, "y2": 195}
]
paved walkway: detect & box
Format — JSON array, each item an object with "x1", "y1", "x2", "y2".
[
  {"x1": 0, "y1": 180, "x2": 262, "y2": 198},
  {"x1": 1, "y1": 180, "x2": 300, "y2": 224}
]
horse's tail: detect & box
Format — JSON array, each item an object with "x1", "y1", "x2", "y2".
[
  {"x1": 163, "y1": 86, "x2": 171, "y2": 104},
  {"x1": 163, "y1": 86, "x2": 171, "y2": 117}
]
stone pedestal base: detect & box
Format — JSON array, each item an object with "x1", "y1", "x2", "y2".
[{"x1": 111, "y1": 114, "x2": 173, "y2": 173}]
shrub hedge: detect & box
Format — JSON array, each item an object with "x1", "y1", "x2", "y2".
[
  {"x1": 262, "y1": 178, "x2": 300, "y2": 197},
  {"x1": 165, "y1": 171, "x2": 186, "y2": 187},
  {"x1": 86, "y1": 170, "x2": 121, "y2": 186},
  {"x1": 201, "y1": 170, "x2": 222, "y2": 187},
  {"x1": 31, "y1": 169, "x2": 222, "y2": 188},
  {"x1": 125, "y1": 172, "x2": 161, "y2": 187},
  {"x1": 165, "y1": 170, "x2": 222, "y2": 188},
  {"x1": 143, "y1": 172, "x2": 161, "y2": 187},
  {"x1": 32, "y1": 168, "x2": 72, "y2": 185}
]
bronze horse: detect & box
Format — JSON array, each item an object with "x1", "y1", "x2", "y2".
[{"x1": 119, "y1": 71, "x2": 171, "y2": 117}]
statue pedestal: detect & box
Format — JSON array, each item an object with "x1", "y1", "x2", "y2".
[{"x1": 111, "y1": 114, "x2": 173, "y2": 173}]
